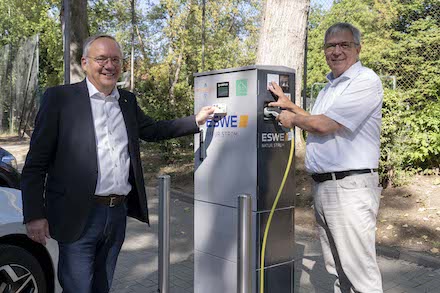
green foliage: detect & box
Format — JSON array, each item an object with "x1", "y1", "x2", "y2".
[
  {"x1": 1, "y1": 0, "x2": 260, "y2": 160},
  {"x1": 380, "y1": 89, "x2": 440, "y2": 186},
  {"x1": 130, "y1": 0, "x2": 260, "y2": 162},
  {"x1": 377, "y1": 0, "x2": 440, "y2": 103},
  {"x1": 380, "y1": 89, "x2": 412, "y2": 186},
  {"x1": 0, "y1": 0, "x2": 63, "y2": 87}
]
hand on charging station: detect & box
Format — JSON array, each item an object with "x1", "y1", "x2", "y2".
[
  {"x1": 196, "y1": 106, "x2": 216, "y2": 125},
  {"x1": 265, "y1": 81, "x2": 293, "y2": 129},
  {"x1": 263, "y1": 106, "x2": 281, "y2": 119},
  {"x1": 267, "y1": 81, "x2": 295, "y2": 111},
  {"x1": 264, "y1": 106, "x2": 291, "y2": 132},
  {"x1": 267, "y1": 81, "x2": 310, "y2": 129}
]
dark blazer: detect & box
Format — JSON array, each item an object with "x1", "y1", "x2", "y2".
[{"x1": 21, "y1": 80, "x2": 198, "y2": 243}]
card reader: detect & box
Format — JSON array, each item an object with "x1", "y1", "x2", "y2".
[{"x1": 212, "y1": 103, "x2": 227, "y2": 116}]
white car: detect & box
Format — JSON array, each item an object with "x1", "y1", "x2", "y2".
[{"x1": 0, "y1": 186, "x2": 61, "y2": 293}]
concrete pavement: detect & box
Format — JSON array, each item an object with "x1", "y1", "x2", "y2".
[{"x1": 112, "y1": 188, "x2": 440, "y2": 293}]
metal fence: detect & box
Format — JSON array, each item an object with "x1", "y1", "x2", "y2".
[{"x1": 0, "y1": 35, "x2": 39, "y2": 136}]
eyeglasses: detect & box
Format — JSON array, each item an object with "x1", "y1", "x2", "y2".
[
  {"x1": 323, "y1": 42, "x2": 359, "y2": 52},
  {"x1": 87, "y1": 56, "x2": 122, "y2": 66}
]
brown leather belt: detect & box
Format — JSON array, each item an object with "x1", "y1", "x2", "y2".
[
  {"x1": 311, "y1": 169, "x2": 377, "y2": 183},
  {"x1": 93, "y1": 194, "x2": 126, "y2": 207}
]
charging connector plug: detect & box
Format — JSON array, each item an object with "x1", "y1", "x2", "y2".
[
  {"x1": 263, "y1": 106, "x2": 281, "y2": 120},
  {"x1": 264, "y1": 106, "x2": 290, "y2": 132}
]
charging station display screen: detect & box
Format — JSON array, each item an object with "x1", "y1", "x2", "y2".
[{"x1": 217, "y1": 82, "x2": 229, "y2": 98}]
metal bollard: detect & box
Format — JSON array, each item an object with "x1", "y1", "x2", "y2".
[
  {"x1": 238, "y1": 194, "x2": 252, "y2": 293},
  {"x1": 158, "y1": 175, "x2": 171, "y2": 293}
]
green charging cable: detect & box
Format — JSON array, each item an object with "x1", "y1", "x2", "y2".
[{"x1": 259, "y1": 129, "x2": 295, "y2": 293}]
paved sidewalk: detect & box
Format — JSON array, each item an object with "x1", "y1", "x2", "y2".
[{"x1": 112, "y1": 188, "x2": 440, "y2": 293}]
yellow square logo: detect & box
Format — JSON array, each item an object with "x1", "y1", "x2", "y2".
[{"x1": 238, "y1": 115, "x2": 249, "y2": 128}]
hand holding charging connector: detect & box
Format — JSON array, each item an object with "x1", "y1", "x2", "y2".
[
  {"x1": 264, "y1": 106, "x2": 291, "y2": 132},
  {"x1": 263, "y1": 106, "x2": 281, "y2": 119}
]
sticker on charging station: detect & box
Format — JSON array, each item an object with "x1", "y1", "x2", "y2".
[
  {"x1": 217, "y1": 82, "x2": 229, "y2": 98},
  {"x1": 195, "y1": 82, "x2": 213, "y2": 101},
  {"x1": 267, "y1": 74, "x2": 278, "y2": 87},
  {"x1": 236, "y1": 79, "x2": 248, "y2": 96},
  {"x1": 261, "y1": 132, "x2": 289, "y2": 148}
]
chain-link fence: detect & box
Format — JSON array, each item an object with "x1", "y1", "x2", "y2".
[
  {"x1": 307, "y1": 0, "x2": 439, "y2": 100},
  {"x1": 0, "y1": 35, "x2": 39, "y2": 136}
]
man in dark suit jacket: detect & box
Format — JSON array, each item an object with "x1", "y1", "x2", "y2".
[{"x1": 21, "y1": 34, "x2": 214, "y2": 293}]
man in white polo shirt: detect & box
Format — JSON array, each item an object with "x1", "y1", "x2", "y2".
[{"x1": 268, "y1": 22, "x2": 383, "y2": 293}]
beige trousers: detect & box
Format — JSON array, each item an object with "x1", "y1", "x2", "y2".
[{"x1": 313, "y1": 172, "x2": 383, "y2": 293}]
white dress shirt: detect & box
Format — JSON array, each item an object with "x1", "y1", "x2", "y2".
[
  {"x1": 86, "y1": 78, "x2": 132, "y2": 196},
  {"x1": 305, "y1": 62, "x2": 383, "y2": 173}
]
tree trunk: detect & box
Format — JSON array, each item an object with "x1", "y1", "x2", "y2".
[
  {"x1": 169, "y1": 45, "x2": 184, "y2": 104},
  {"x1": 62, "y1": 0, "x2": 89, "y2": 83},
  {"x1": 71, "y1": 0, "x2": 89, "y2": 83},
  {"x1": 256, "y1": 0, "x2": 310, "y2": 152},
  {"x1": 135, "y1": 25, "x2": 147, "y2": 60},
  {"x1": 168, "y1": 1, "x2": 192, "y2": 104}
]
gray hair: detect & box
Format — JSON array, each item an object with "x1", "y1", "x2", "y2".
[
  {"x1": 82, "y1": 34, "x2": 123, "y2": 58},
  {"x1": 324, "y1": 23, "x2": 361, "y2": 45}
]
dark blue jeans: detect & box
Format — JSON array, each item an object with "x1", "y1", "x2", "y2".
[{"x1": 57, "y1": 201, "x2": 127, "y2": 293}]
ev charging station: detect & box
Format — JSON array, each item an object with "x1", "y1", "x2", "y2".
[{"x1": 194, "y1": 65, "x2": 296, "y2": 293}]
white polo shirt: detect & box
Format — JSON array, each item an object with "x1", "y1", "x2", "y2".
[{"x1": 305, "y1": 62, "x2": 383, "y2": 174}]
